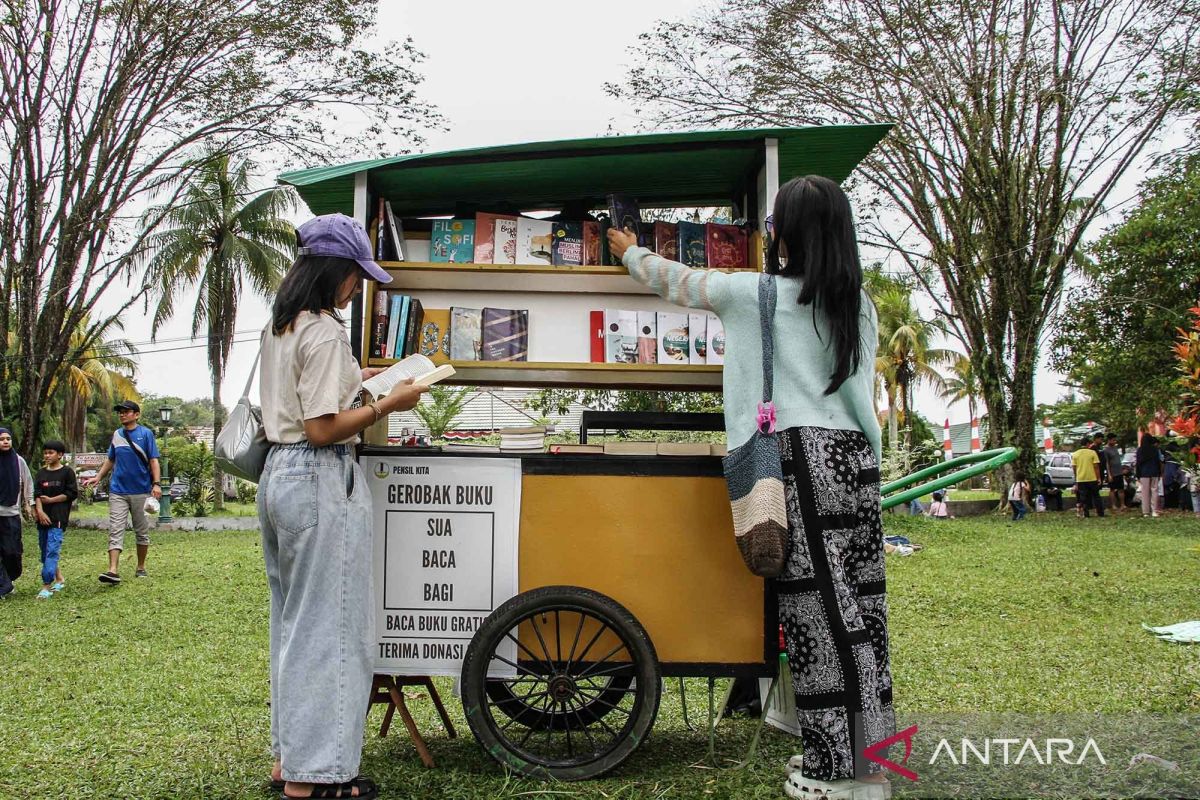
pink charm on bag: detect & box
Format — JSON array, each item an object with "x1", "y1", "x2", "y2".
[{"x1": 756, "y1": 401, "x2": 777, "y2": 434}]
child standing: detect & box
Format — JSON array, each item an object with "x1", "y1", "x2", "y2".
[
  {"x1": 1008, "y1": 474, "x2": 1030, "y2": 521},
  {"x1": 33, "y1": 440, "x2": 77, "y2": 599}
]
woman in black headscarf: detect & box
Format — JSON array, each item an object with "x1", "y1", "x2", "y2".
[
  {"x1": 0, "y1": 427, "x2": 34, "y2": 599},
  {"x1": 1134, "y1": 434, "x2": 1164, "y2": 518}
]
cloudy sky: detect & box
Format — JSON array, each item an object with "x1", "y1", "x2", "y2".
[{"x1": 125, "y1": 0, "x2": 1158, "y2": 427}]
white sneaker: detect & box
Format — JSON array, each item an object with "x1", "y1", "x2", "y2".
[{"x1": 784, "y1": 772, "x2": 891, "y2": 800}]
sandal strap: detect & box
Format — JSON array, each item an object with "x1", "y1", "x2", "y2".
[{"x1": 286, "y1": 777, "x2": 377, "y2": 799}]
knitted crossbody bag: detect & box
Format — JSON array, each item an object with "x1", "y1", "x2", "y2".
[{"x1": 722, "y1": 273, "x2": 788, "y2": 578}]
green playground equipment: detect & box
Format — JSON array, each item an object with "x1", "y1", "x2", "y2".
[{"x1": 880, "y1": 447, "x2": 1018, "y2": 510}]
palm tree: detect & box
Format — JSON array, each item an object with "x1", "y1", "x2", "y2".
[
  {"x1": 939, "y1": 354, "x2": 981, "y2": 432},
  {"x1": 874, "y1": 285, "x2": 955, "y2": 467},
  {"x1": 144, "y1": 152, "x2": 297, "y2": 509}
]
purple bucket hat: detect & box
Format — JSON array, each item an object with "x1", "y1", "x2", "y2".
[{"x1": 296, "y1": 213, "x2": 392, "y2": 283}]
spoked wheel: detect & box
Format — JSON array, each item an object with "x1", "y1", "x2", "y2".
[{"x1": 461, "y1": 586, "x2": 661, "y2": 780}]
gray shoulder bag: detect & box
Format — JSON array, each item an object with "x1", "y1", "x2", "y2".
[
  {"x1": 722, "y1": 273, "x2": 788, "y2": 577},
  {"x1": 215, "y1": 338, "x2": 270, "y2": 483}
]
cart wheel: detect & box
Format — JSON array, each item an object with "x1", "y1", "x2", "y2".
[{"x1": 461, "y1": 586, "x2": 661, "y2": 780}]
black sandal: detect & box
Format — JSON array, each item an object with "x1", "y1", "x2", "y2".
[{"x1": 281, "y1": 776, "x2": 378, "y2": 799}]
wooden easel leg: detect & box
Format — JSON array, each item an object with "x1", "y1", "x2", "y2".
[
  {"x1": 420, "y1": 677, "x2": 458, "y2": 738},
  {"x1": 388, "y1": 682, "x2": 435, "y2": 768}
]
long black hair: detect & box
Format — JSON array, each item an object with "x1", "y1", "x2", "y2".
[
  {"x1": 271, "y1": 255, "x2": 359, "y2": 335},
  {"x1": 766, "y1": 175, "x2": 864, "y2": 394}
]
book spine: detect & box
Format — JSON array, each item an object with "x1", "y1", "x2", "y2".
[
  {"x1": 372, "y1": 288, "x2": 389, "y2": 359},
  {"x1": 376, "y1": 198, "x2": 386, "y2": 261},
  {"x1": 589, "y1": 310, "x2": 604, "y2": 363},
  {"x1": 386, "y1": 294, "x2": 404, "y2": 360},
  {"x1": 404, "y1": 299, "x2": 424, "y2": 358},
  {"x1": 384, "y1": 201, "x2": 405, "y2": 262},
  {"x1": 395, "y1": 295, "x2": 411, "y2": 358},
  {"x1": 688, "y1": 312, "x2": 708, "y2": 364}
]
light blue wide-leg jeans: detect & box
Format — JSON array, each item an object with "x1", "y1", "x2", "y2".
[{"x1": 258, "y1": 443, "x2": 374, "y2": 783}]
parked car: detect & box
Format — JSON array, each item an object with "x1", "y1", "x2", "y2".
[
  {"x1": 1043, "y1": 453, "x2": 1076, "y2": 488},
  {"x1": 169, "y1": 479, "x2": 189, "y2": 500}
]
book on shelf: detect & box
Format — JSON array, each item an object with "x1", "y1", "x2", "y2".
[
  {"x1": 582, "y1": 220, "x2": 602, "y2": 266},
  {"x1": 492, "y1": 217, "x2": 518, "y2": 264},
  {"x1": 481, "y1": 307, "x2": 529, "y2": 361},
  {"x1": 473, "y1": 212, "x2": 516, "y2": 265},
  {"x1": 384, "y1": 201, "x2": 406, "y2": 261},
  {"x1": 499, "y1": 426, "x2": 546, "y2": 452},
  {"x1": 403, "y1": 298, "x2": 425, "y2": 359},
  {"x1": 606, "y1": 193, "x2": 642, "y2": 244},
  {"x1": 688, "y1": 312, "x2": 708, "y2": 365},
  {"x1": 636, "y1": 311, "x2": 657, "y2": 364},
  {"x1": 498, "y1": 425, "x2": 546, "y2": 434},
  {"x1": 550, "y1": 444, "x2": 605, "y2": 455},
  {"x1": 710, "y1": 443, "x2": 729, "y2": 457},
  {"x1": 677, "y1": 220, "x2": 706, "y2": 268},
  {"x1": 449, "y1": 307, "x2": 483, "y2": 361},
  {"x1": 706, "y1": 314, "x2": 725, "y2": 365},
  {"x1": 653, "y1": 221, "x2": 679, "y2": 261},
  {"x1": 656, "y1": 312, "x2": 690, "y2": 363},
  {"x1": 656, "y1": 442, "x2": 713, "y2": 456},
  {"x1": 393, "y1": 295, "x2": 411, "y2": 358},
  {"x1": 385, "y1": 293, "x2": 405, "y2": 359},
  {"x1": 376, "y1": 198, "x2": 387, "y2": 262},
  {"x1": 516, "y1": 218, "x2": 553, "y2": 265},
  {"x1": 442, "y1": 442, "x2": 502, "y2": 453},
  {"x1": 706, "y1": 222, "x2": 749, "y2": 269},
  {"x1": 604, "y1": 309, "x2": 638, "y2": 364},
  {"x1": 602, "y1": 441, "x2": 657, "y2": 455},
  {"x1": 361, "y1": 353, "x2": 456, "y2": 401},
  {"x1": 419, "y1": 308, "x2": 452, "y2": 366},
  {"x1": 551, "y1": 221, "x2": 584, "y2": 266},
  {"x1": 431, "y1": 218, "x2": 475, "y2": 263},
  {"x1": 589, "y1": 310, "x2": 605, "y2": 363},
  {"x1": 599, "y1": 216, "x2": 619, "y2": 266},
  {"x1": 372, "y1": 288, "x2": 389, "y2": 359}
]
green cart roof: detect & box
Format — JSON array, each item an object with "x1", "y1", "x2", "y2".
[{"x1": 279, "y1": 124, "x2": 892, "y2": 217}]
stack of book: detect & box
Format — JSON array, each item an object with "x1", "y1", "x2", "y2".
[
  {"x1": 449, "y1": 306, "x2": 529, "y2": 362},
  {"x1": 499, "y1": 426, "x2": 546, "y2": 453},
  {"x1": 590, "y1": 310, "x2": 725, "y2": 366}
]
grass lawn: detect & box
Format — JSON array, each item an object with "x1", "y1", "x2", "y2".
[{"x1": 1, "y1": 513, "x2": 1196, "y2": 799}]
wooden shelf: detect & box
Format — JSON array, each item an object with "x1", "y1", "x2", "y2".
[
  {"x1": 377, "y1": 261, "x2": 756, "y2": 295},
  {"x1": 363, "y1": 359, "x2": 723, "y2": 391}
]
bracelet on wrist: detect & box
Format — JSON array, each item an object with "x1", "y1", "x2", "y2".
[{"x1": 368, "y1": 401, "x2": 383, "y2": 421}]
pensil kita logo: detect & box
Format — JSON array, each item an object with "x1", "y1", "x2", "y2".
[
  {"x1": 862, "y1": 724, "x2": 1107, "y2": 782},
  {"x1": 372, "y1": 461, "x2": 390, "y2": 480}
]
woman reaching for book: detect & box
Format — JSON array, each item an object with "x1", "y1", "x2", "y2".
[
  {"x1": 258, "y1": 214, "x2": 428, "y2": 800},
  {"x1": 608, "y1": 177, "x2": 893, "y2": 800}
]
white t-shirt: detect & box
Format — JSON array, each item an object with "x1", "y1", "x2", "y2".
[
  {"x1": 260, "y1": 311, "x2": 363, "y2": 445},
  {"x1": 1008, "y1": 482, "x2": 1025, "y2": 502}
]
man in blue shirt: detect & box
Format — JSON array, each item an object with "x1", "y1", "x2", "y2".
[{"x1": 82, "y1": 400, "x2": 162, "y2": 584}]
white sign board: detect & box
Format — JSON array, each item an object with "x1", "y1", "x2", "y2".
[{"x1": 363, "y1": 455, "x2": 521, "y2": 677}]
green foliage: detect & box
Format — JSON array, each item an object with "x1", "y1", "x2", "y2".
[
  {"x1": 414, "y1": 385, "x2": 472, "y2": 439},
  {"x1": 525, "y1": 389, "x2": 723, "y2": 418},
  {"x1": 1052, "y1": 153, "x2": 1200, "y2": 431},
  {"x1": 137, "y1": 394, "x2": 219, "y2": 430},
  {"x1": 162, "y1": 436, "x2": 214, "y2": 517},
  {"x1": 234, "y1": 480, "x2": 257, "y2": 506}
]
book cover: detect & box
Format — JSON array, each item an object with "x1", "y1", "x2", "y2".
[
  {"x1": 653, "y1": 221, "x2": 678, "y2": 261},
  {"x1": 393, "y1": 295, "x2": 411, "y2": 358},
  {"x1": 600, "y1": 217, "x2": 620, "y2": 266},
  {"x1": 385, "y1": 293, "x2": 405, "y2": 359},
  {"x1": 688, "y1": 312, "x2": 708, "y2": 364},
  {"x1": 492, "y1": 217, "x2": 518, "y2": 264},
  {"x1": 449, "y1": 307, "x2": 483, "y2": 361},
  {"x1": 636, "y1": 311, "x2": 657, "y2": 365},
  {"x1": 431, "y1": 219, "x2": 475, "y2": 263},
  {"x1": 516, "y1": 218, "x2": 553, "y2": 265},
  {"x1": 372, "y1": 288, "x2": 389, "y2": 359},
  {"x1": 677, "y1": 220, "x2": 707, "y2": 268},
  {"x1": 606, "y1": 194, "x2": 642, "y2": 244},
  {"x1": 403, "y1": 298, "x2": 424, "y2": 359},
  {"x1": 551, "y1": 221, "x2": 584, "y2": 266},
  {"x1": 582, "y1": 220, "x2": 602, "y2": 266},
  {"x1": 706, "y1": 314, "x2": 725, "y2": 365},
  {"x1": 384, "y1": 201, "x2": 406, "y2": 261},
  {"x1": 474, "y1": 212, "x2": 516, "y2": 265},
  {"x1": 604, "y1": 310, "x2": 638, "y2": 364},
  {"x1": 481, "y1": 307, "x2": 529, "y2": 361},
  {"x1": 705, "y1": 222, "x2": 749, "y2": 269},
  {"x1": 589, "y1": 310, "x2": 604, "y2": 363},
  {"x1": 419, "y1": 308, "x2": 452, "y2": 366},
  {"x1": 656, "y1": 312, "x2": 690, "y2": 363}
]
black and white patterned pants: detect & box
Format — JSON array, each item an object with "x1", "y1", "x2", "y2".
[{"x1": 775, "y1": 426, "x2": 895, "y2": 781}]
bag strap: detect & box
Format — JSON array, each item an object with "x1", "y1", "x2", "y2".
[
  {"x1": 119, "y1": 427, "x2": 150, "y2": 468},
  {"x1": 240, "y1": 328, "x2": 268, "y2": 400},
  {"x1": 755, "y1": 274, "x2": 778, "y2": 434}
]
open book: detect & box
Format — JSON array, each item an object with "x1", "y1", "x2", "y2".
[{"x1": 362, "y1": 353, "x2": 455, "y2": 401}]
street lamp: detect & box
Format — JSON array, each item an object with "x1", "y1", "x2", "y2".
[{"x1": 158, "y1": 406, "x2": 173, "y2": 523}]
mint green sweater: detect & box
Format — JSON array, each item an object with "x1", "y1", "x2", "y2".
[{"x1": 623, "y1": 246, "x2": 881, "y2": 464}]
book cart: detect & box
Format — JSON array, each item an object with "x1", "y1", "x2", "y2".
[{"x1": 279, "y1": 126, "x2": 891, "y2": 780}]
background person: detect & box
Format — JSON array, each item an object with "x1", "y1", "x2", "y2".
[
  {"x1": 1008, "y1": 474, "x2": 1031, "y2": 521},
  {"x1": 1071, "y1": 437, "x2": 1105, "y2": 518},
  {"x1": 1039, "y1": 469, "x2": 1064, "y2": 511},
  {"x1": 1135, "y1": 434, "x2": 1164, "y2": 518},
  {"x1": 33, "y1": 439, "x2": 77, "y2": 599},
  {"x1": 82, "y1": 401, "x2": 162, "y2": 583},
  {"x1": 0, "y1": 427, "x2": 33, "y2": 600},
  {"x1": 610, "y1": 175, "x2": 893, "y2": 800},
  {"x1": 259, "y1": 214, "x2": 427, "y2": 800},
  {"x1": 1102, "y1": 434, "x2": 1125, "y2": 512}
]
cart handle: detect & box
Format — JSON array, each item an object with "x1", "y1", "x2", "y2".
[{"x1": 880, "y1": 447, "x2": 1018, "y2": 510}]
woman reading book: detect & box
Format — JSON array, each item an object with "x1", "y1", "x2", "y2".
[
  {"x1": 258, "y1": 213, "x2": 427, "y2": 800},
  {"x1": 608, "y1": 176, "x2": 893, "y2": 800}
]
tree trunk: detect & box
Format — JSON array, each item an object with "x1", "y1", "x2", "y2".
[
  {"x1": 887, "y1": 397, "x2": 898, "y2": 454},
  {"x1": 212, "y1": 379, "x2": 225, "y2": 511}
]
